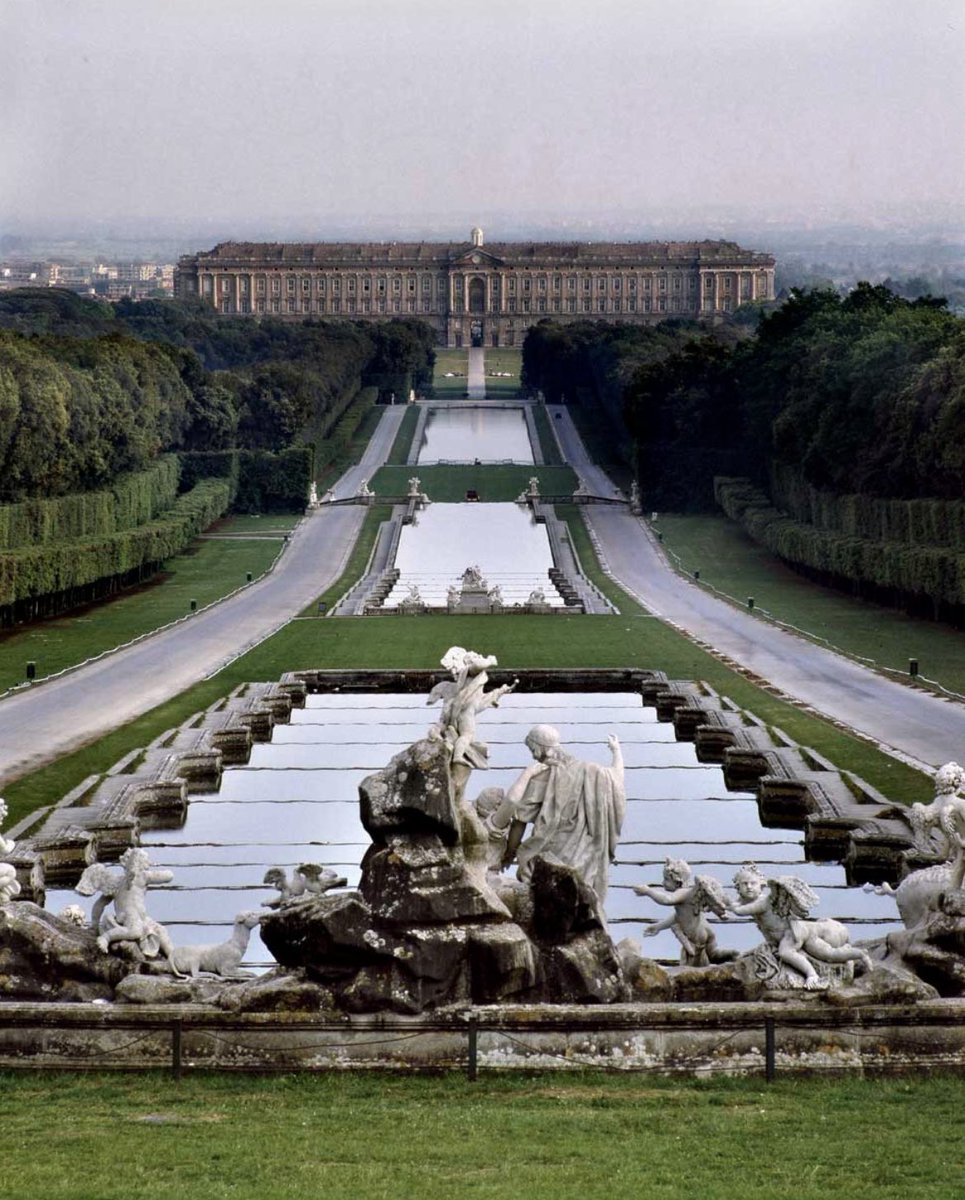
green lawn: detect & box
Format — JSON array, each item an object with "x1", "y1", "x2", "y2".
[
  {"x1": 386, "y1": 404, "x2": 420, "y2": 464},
  {"x1": 0, "y1": 1071, "x2": 960, "y2": 1200},
  {"x1": 533, "y1": 403, "x2": 565, "y2": 465},
  {"x1": 0, "y1": 514, "x2": 298, "y2": 695},
  {"x1": 431, "y1": 348, "x2": 470, "y2": 398},
  {"x1": 656, "y1": 513, "x2": 965, "y2": 697},
  {"x1": 370, "y1": 463, "x2": 578, "y2": 501},
  {"x1": 483, "y1": 346, "x2": 523, "y2": 397}
]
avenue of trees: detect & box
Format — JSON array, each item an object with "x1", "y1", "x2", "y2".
[
  {"x1": 523, "y1": 286, "x2": 965, "y2": 622},
  {"x1": 0, "y1": 289, "x2": 436, "y2": 624}
]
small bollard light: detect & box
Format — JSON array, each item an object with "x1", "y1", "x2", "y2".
[
  {"x1": 246, "y1": 571, "x2": 253, "y2": 583},
  {"x1": 318, "y1": 601, "x2": 327, "y2": 614},
  {"x1": 747, "y1": 596, "x2": 755, "y2": 610},
  {"x1": 909, "y1": 658, "x2": 919, "y2": 678},
  {"x1": 189, "y1": 598, "x2": 197, "y2": 612},
  {"x1": 656, "y1": 531, "x2": 663, "y2": 542},
  {"x1": 26, "y1": 661, "x2": 36, "y2": 681},
  {"x1": 693, "y1": 569, "x2": 700, "y2": 581}
]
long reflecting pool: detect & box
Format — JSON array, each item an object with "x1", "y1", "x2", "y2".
[
  {"x1": 385, "y1": 502, "x2": 563, "y2": 606},
  {"x1": 48, "y1": 692, "x2": 902, "y2": 969},
  {"x1": 417, "y1": 406, "x2": 533, "y2": 463}
]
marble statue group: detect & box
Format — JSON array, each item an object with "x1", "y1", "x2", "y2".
[{"x1": 0, "y1": 650, "x2": 963, "y2": 1013}]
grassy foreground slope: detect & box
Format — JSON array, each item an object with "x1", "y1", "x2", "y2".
[{"x1": 0, "y1": 1071, "x2": 960, "y2": 1200}]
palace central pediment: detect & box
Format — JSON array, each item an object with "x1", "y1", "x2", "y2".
[{"x1": 449, "y1": 246, "x2": 506, "y2": 269}]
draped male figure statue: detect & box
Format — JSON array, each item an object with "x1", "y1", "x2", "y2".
[{"x1": 487, "y1": 725, "x2": 626, "y2": 905}]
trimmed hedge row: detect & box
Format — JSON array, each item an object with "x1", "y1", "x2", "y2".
[
  {"x1": 179, "y1": 447, "x2": 312, "y2": 513},
  {"x1": 770, "y1": 463, "x2": 965, "y2": 552},
  {"x1": 715, "y1": 476, "x2": 965, "y2": 612},
  {"x1": 0, "y1": 476, "x2": 233, "y2": 610},
  {"x1": 0, "y1": 456, "x2": 181, "y2": 552}
]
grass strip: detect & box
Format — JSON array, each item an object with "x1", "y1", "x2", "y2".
[
  {"x1": 386, "y1": 404, "x2": 420, "y2": 464},
  {"x1": 0, "y1": 1070, "x2": 960, "y2": 1200},
  {"x1": 370, "y1": 463, "x2": 578, "y2": 501},
  {"x1": 656, "y1": 513, "x2": 965, "y2": 697},
  {"x1": 0, "y1": 515, "x2": 296, "y2": 695},
  {"x1": 533, "y1": 402, "x2": 565, "y2": 465}
]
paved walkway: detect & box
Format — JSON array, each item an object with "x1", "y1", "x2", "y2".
[
  {"x1": 0, "y1": 407, "x2": 406, "y2": 787},
  {"x1": 467, "y1": 347, "x2": 486, "y2": 398},
  {"x1": 549, "y1": 405, "x2": 965, "y2": 770}
]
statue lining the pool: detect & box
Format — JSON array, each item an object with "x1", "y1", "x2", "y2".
[
  {"x1": 634, "y1": 858, "x2": 731, "y2": 966},
  {"x1": 427, "y1": 646, "x2": 516, "y2": 773}
]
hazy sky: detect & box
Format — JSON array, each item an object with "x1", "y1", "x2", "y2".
[{"x1": 4, "y1": 0, "x2": 965, "y2": 237}]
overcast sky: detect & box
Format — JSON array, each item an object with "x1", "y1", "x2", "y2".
[{"x1": 4, "y1": 0, "x2": 965, "y2": 239}]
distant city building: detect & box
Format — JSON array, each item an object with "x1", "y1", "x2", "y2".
[{"x1": 175, "y1": 228, "x2": 776, "y2": 347}]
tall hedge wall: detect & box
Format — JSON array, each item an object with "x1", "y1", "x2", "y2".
[
  {"x1": 0, "y1": 456, "x2": 181, "y2": 552},
  {"x1": 716, "y1": 476, "x2": 965, "y2": 621},
  {"x1": 769, "y1": 463, "x2": 965, "y2": 553},
  {"x1": 0, "y1": 476, "x2": 233, "y2": 620}
]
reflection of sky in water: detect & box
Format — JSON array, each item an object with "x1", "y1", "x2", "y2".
[
  {"x1": 47, "y1": 690, "x2": 902, "y2": 968},
  {"x1": 386, "y1": 503, "x2": 562, "y2": 607},
  {"x1": 417, "y1": 406, "x2": 533, "y2": 463}
]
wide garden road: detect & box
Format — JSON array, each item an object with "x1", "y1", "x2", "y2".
[
  {"x1": 549, "y1": 405, "x2": 965, "y2": 770},
  {"x1": 0, "y1": 407, "x2": 406, "y2": 787}
]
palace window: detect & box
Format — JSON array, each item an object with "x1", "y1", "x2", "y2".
[
  {"x1": 363, "y1": 299, "x2": 371, "y2": 313},
  {"x1": 222, "y1": 300, "x2": 231, "y2": 313},
  {"x1": 303, "y1": 300, "x2": 311, "y2": 313},
  {"x1": 287, "y1": 277, "x2": 295, "y2": 292},
  {"x1": 658, "y1": 297, "x2": 667, "y2": 311},
  {"x1": 379, "y1": 299, "x2": 387, "y2": 312},
  {"x1": 378, "y1": 278, "x2": 386, "y2": 294},
  {"x1": 568, "y1": 276, "x2": 576, "y2": 290},
  {"x1": 673, "y1": 276, "x2": 681, "y2": 291},
  {"x1": 508, "y1": 278, "x2": 516, "y2": 293},
  {"x1": 317, "y1": 300, "x2": 325, "y2": 313},
  {"x1": 628, "y1": 298, "x2": 636, "y2": 311},
  {"x1": 522, "y1": 299, "x2": 530, "y2": 311},
  {"x1": 508, "y1": 298, "x2": 516, "y2": 312},
  {"x1": 598, "y1": 276, "x2": 606, "y2": 290},
  {"x1": 552, "y1": 299, "x2": 561, "y2": 312},
  {"x1": 553, "y1": 276, "x2": 561, "y2": 291},
  {"x1": 567, "y1": 298, "x2": 576, "y2": 312},
  {"x1": 302, "y1": 277, "x2": 311, "y2": 292},
  {"x1": 239, "y1": 277, "x2": 249, "y2": 293},
  {"x1": 658, "y1": 277, "x2": 667, "y2": 292},
  {"x1": 422, "y1": 299, "x2": 431, "y2": 312},
  {"x1": 643, "y1": 276, "x2": 651, "y2": 290},
  {"x1": 598, "y1": 299, "x2": 606, "y2": 312},
  {"x1": 613, "y1": 278, "x2": 621, "y2": 291},
  {"x1": 582, "y1": 298, "x2": 591, "y2": 311},
  {"x1": 393, "y1": 300, "x2": 401, "y2": 312},
  {"x1": 628, "y1": 279, "x2": 636, "y2": 293},
  {"x1": 287, "y1": 298, "x2": 295, "y2": 312},
  {"x1": 723, "y1": 276, "x2": 732, "y2": 292},
  {"x1": 407, "y1": 299, "x2": 415, "y2": 312},
  {"x1": 613, "y1": 299, "x2": 621, "y2": 312},
  {"x1": 347, "y1": 278, "x2": 356, "y2": 293},
  {"x1": 583, "y1": 278, "x2": 590, "y2": 290},
  {"x1": 393, "y1": 278, "x2": 401, "y2": 293},
  {"x1": 704, "y1": 276, "x2": 714, "y2": 291},
  {"x1": 256, "y1": 277, "x2": 266, "y2": 294},
  {"x1": 538, "y1": 277, "x2": 547, "y2": 292},
  {"x1": 257, "y1": 299, "x2": 265, "y2": 313},
  {"x1": 523, "y1": 278, "x2": 531, "y2": 292},
  {"x1": 407, "y1": 277, "x2": 416, "y2": 292},
  {"x1": 422, "y1": 276, "x2": 431, "y2": 292},
  {"x1": 271, "y1": 299, "x2": 280, "y2": 313},
  {"x1": 538, "y1": 298, "x2": 546, "y2": 312},
  {"x1": 271, "y1": 277, "x2": 280, "y2": 293},
  {"x1": 347, "y1": 299, "x2": 356, "y2": 313},
  {"x1": 317, "y1": 277, "x2": 326, "y2": 292},
  {"x1": 437, "y1": 278, "x2": 446, "y2": 294},
  {"x1": 332, "y1": 300, "x2": 341, "y2": 313},
  {"x1": 363, "y1": 278, "x2": 371, "y2": 292},
  {"x1": 332, "y1": 279, "x2": 341, "y2": 294}
]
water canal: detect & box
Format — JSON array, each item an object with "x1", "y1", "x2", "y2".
[{"x1": 416, "y1": 405, "x2": 533, "y2": 463}]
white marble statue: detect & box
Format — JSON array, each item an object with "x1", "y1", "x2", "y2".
[
  {"x1": 407, "y1": 476, "x2": 422, "y2": 497},
  {"x1": 488, "y1": 725, "x2": 626, "y2": 905},
  {"x1": 0, "y1": 862, "x2": 21, "y2": 905},
  {"x1": 527, "y1": 587, "x2": 547, "y2": 606},
  {"x1": 729, "y1": 863, "x2": 872, "y2": 990},
  {"x1": 487, "y1": 584, "x2": 503, "y2": 609},
  {"x1": 400, "y1": 583, "x2": 423, "y2": 607},
  {"x1": 461, "y1": 564, "x2": 487, "y2": 591},
  {"x1": 635, "y1": 858, "x2": 730, "y2": 966},
  {"x1": 322, "y1": 489, "x2": 336, "y2": 504},
  {"x1": 356, "y1": 478, "x2": 373, "y2": 498},
  {"x1": 629, "y1": 481, "x2": 642, "y2": 514},
  {"x1": 427, "y1": 647, "x2": 516, "y2": 772},
  {"x1": 77, "y1": 848, "x2": 184, "y2": 975},
  {"x1": 527, "y1": 477, "x2": 540, "y2": 497},
  {"x1": 170, "y1": 911, "x2": 261, "y2": 979},
  {"x1": 308, "y1": 481, "x2": 319, "y2": 508},
  {"x1": 573, "y1": 477, "x2": 590, "y2": 498},
  {"x1": 0, "y1": 798, "x2": 16, "y2": 857},
  {"x1": 447, "y1": 584, "x2": 461, "y2": 607},
  {"x1": 907, "y1": 761, "x2": 965, "y2": 856}
]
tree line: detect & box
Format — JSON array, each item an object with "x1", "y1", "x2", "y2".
[{"x1": 0, "y1": 289, "x2": 436, "y2": 502}]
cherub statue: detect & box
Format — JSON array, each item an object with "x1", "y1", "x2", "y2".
[
  {"x1": 527, "y1": 587, "x2": 547, "y2": 606},
  {"x1": 77, "y1": 848, "x2": 184, "y2": 976},
  {"x1": 634, "y1": 858, "x2": 730, "y2": 966},
  {"x1": 488, "y1": 584, "x2": 503, "y2": 609},
  {"x1": 907, "y1": 761, "x2": 965, "y2": 856},
  {"x1": 427, "y1": 647, "x2": 516, "y2": 776},
  {"x1": 526, "y1": 477, "x2": 540, "y2": 497},
  {"x1": 0, "y1": 862, "x2": 21, "y2": 905},
  {"x1": 0, "y1": 798, "x2": 16, "y2": 857},
  {"x1": 356, "y1": 478, "x2": 373, "y2": 498},
  {"x1": 447, "y1": 583, "x2": 461, "y2": 607},
  {"x1": 729, "y1": 863, "x2": 872, "y2": 990}
]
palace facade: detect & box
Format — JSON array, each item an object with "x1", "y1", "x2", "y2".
[{"x1": 175, "y1": 228, "x2": 775, "y2": 347}]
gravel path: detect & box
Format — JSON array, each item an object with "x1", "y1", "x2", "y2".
[{"x1": 549, "y1": 405, "x2": 965, "y2": 770}]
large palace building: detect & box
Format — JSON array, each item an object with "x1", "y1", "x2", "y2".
[{"x1": 175, "y1": 228, "x2": 775, "y2": 347}]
